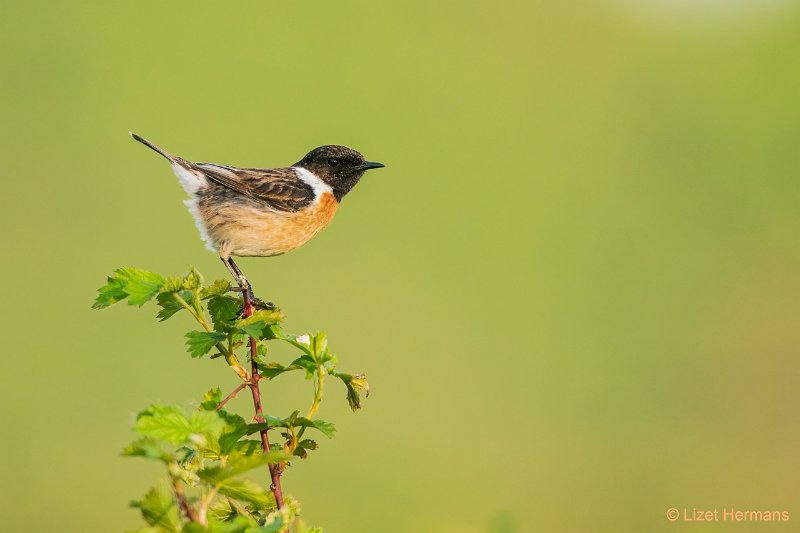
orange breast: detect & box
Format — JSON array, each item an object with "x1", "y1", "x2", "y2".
[{"x1": 203, "y1": 192, "x2": 340, "y2": 257}]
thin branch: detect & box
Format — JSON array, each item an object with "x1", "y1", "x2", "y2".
[
  {"x1": 172, "y1": 477, "x2": 200, "y2": 524},
  {"x1": 215, "y1": 382, "x2": 248, "y2": 411},
  {"x1": 240, "y1": 290, "x2": 286, "y2": 510},
  {"x1": 306, "y1": 366, "x2": 325, "y2": 419}
]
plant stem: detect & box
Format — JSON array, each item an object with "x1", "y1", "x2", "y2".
[
  {"x1": 173, "y1": 477, "x2": 200, "y2": 524},
  {"x1": 196, "y1": 485, "x2": 219, "y2": 525},
  {"x1": 240, "y1": 292, "x2": 285, "y2": 510},
  {"x1": 307, "y1": 367, "x2": 325, "y2": 419},
  {"x1": 215, "y1": 382, "x2": 248, "y2": 411}
]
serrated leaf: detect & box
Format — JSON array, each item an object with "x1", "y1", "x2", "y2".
[
  {"x1": 161, "y1": 276, "x2": 183, "y2": 293},
  {"x1": 292, "y1": 447, "x2": 307, "y2": 459},
  {"x1": 231, "y1": 440, "x2": 262, "y2": 455},
  {"x1": 217, "y1": 479, "x2": 274, "y2": 508},
  {"x1": 156, "y1": 290, "x2": 193, "y2": 321},
  {"x1": 258, "y1": 362, "x2": 301, "y2": 380},
  {"x1": 200, "y1": 388, "x2": 222, "y2": 411},
  {"x1": 241, "y1": 321, "x2": 267, "y2": 339},
  {"x1": 122, "y1": 437, "x2": 172, "y2": 462},
  {"x1": 198, "y1": 452, "x2": 290, "y2": 484},
  {"x1": 207, "y1": 498, "x2": 235, "y2": 523},
  {"x1": 119, "y1": 267, "x2": 167, "y2": 306},
  {"x1": 246, "y1": 517, "x2": 285, "y2": 533},
  {"x1": 181, "y1": 267, "x2": 204, "y2": 290},
  {"x1": 135, "y1": 405, "x2": 225, "y2": 445},
  {"x1": 202, "y1": 279, "x2": 230, "y2": 299},
  {"x1": 298, "y1": 439, "x2": 318, "y2": 451},
  {"x1": 247, "y1": 416, "x2": 335, "y2": 439},
  {"x1": 93, "y1": 275, "x2": 127, "y2": 309},
  {"x1": 304, "y1": 418, "x2": 335, "y2": 438},
  {"x1": 263, "y1": 324, "x2": 283, "y2": 341},
  {"x1": 208, "y1": 296, "x2": 242, "y2": 333},
  {"x1": 280, "y1": 334, "x2": 313, "y2": 355},
  {"x1": 289, "y1": 355, "x2": 317, "y2": 378},
  {"x1": 186, "y1": 331, "x2": 227, "y2": 358},
  {"x1": 335, "y1": 372, "x2": 370, "y2": 412},
  {"x1": 206, "y1": 513, "x2": 259, "y2": 532},
  {"x1": 218, "y1": 412, "x2": 250, "y2": 455},
  {"x1": 130, "y1": 481, "x2": 180, "y2": 532},
  {"x1": 235, "y1": 311, "x2": 283, "y2": 339},
  {"x1": 244, "y1": 507, "x2": 293, "y2": 533}
]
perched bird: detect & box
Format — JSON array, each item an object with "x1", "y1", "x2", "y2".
[{"x1": 130, "y1": 133, "x2": 384, "y2": 301}]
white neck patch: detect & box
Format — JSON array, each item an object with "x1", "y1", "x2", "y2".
[{"x1": 293, "y1": 167, "x2": 332, "y2": 198}]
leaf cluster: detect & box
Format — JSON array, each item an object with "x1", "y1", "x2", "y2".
[
  {"x1": 95, "y1": 267, "x2": 371, "y2": 531},
  {"x1": 124, "y1": 400, "x2": 319, "y2": 532}
]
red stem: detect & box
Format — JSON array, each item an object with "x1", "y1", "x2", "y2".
[
  {"x1": 242, "y1": 294, "x2": 285, "y2": 509},
  {"x1": 215, "y1": 382, "x2": 247, "y2": 411}
]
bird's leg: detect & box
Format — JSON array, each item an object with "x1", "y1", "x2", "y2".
[{"x1": 220, "y1": 255, "x2": 275, "y2": 310}]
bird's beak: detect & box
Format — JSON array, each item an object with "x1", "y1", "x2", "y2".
[{"x1": 359, "y1": 161, "x2": 385, "y2": 170}]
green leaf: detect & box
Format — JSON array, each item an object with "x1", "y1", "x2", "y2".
[
  {"x1": 130, "y1": 481, "x2": 180, "y2": 532},
  {"x1": 235, "y1": 311, "x2": 283, "y2": 339},
  {"x1": 290, "y1": 355, "x2": 317, "y2": 378},
  {"x1": 292, "y1": 447, "x2": 307, "y2": 459},
  {"x1": 257, "y1": 362, "x2": 301, "y2": 380},
  {"x1": 119, "y1": 267, "x2": 167, "y2": 306},
  {"x1": 94, "y1": 267, "x2": 167, "y2": 309},
  {"x1": 202, "y1": 279, "x2": 230, "y2": 299},
  {"x1": 298, "y1": 439, "x2": 318, "y2": 451},
  {"x1": 207, "y1": 508, "x2": 262, "y2": 532},
  {"x1": 231, "y1": 440, "x2": 262, "y2": 455},
  {"x1": 245, "y1": 518, "x2": 285, "y2": 533},
  {"x1": 304, "y1": 418, "x2": 336, "y2": 438},
  {"x1": 93, "y1": 275, "x2": 127, "y2": 309},
  {"x1": 280, "y1": 334, "x2": 313, "y2": 355},
  {"x1": 262, "y1": 324, "x2": 283, "y2": 341},
  {"x1": 312, "y1": 332, "x2": 327, "y2": 357},
  {"x1": 135, "y1": 405, "x2": 225, "y2": 445},
  {"x1": 247, "y1": 415, "x2": 335, "y2": 439},
  {"x1": 156, "y1": 290, "x2": 193, "y2": 321},
  {"x1": 218, "y1": 412, "x2": 250, "y2": 455},
  {"x1": 200, "y1": 388, "x2": 223, "y2": 411},
  {"x1": 181, "y1": 267, "x2": 204, "y2": 291},
  {"x1": 207, "y1": 296, "x2": 242, "y2": 333},
  {"x1": 335, "y1": 372, "x2": 370, "y2": 412},
  {"x1": 198, "y1": 452, "x2": 290, "y2": 484},
  {"x1": 122, "y1": 437, "x2": 172, "y2": 462},
  {"x1": 240, "y1": 321, "x2": 267, "y2": 339},
  {"x1": 217, "y1": 479, "x2": 274, "y2": 508},
  {"x1": 186, "y1": 331, "x2": 227, "y2": 358}
]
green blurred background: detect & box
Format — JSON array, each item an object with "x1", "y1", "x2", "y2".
[{"x1": 1, "y1": 1, "x2": 799, "y2": 531}]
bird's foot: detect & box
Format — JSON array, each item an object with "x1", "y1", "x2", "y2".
[
  {"x1": 251, "y1": 297, "x2": 276, "y2": 311},
  {"x1": 227, "y1": 284, "x2": 275, "y2": 312}
]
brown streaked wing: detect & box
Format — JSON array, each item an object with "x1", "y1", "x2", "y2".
[{"x1": 194, "y1": 163, "x2": 315, "y2": 212}]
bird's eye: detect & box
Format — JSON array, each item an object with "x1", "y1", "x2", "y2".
[{"x1": 327, "y1": 158, "x2": 339, "y2": 166}]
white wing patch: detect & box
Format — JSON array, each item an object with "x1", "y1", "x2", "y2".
[{"x1": 293, "y1": 167, "x2": 332, "y2": 199}]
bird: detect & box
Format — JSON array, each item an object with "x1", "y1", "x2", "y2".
[{"x1": 130, "y1": 133, "x2": 384, "y2": 304}]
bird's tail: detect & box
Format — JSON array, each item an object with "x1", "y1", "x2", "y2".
[
  {"x1": 130, "y1": 132, "x2": 207, "y2": 194},
  {"x1": 130, "y1": 132, "x2": 179, "y2": 162}
]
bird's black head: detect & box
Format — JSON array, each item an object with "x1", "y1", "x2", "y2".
[{"x1": 294, "y1": 145, "x2": 384, "y2": 201}]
